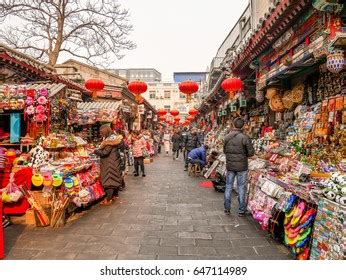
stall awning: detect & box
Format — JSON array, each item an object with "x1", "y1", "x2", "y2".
[
  {"x1": 0, "y1": 82, "x2": 66, "y2": 97},
  {"x1": 77, "y1": 101, "x2": 121, "y2": 110}
]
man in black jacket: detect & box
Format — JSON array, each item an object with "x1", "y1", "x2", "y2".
[
  {"x1": 223, "y1": 118, "x2": 255, "y2": 217},
  {"x1": 184, "y1": 127, "x2": 200, "y2": 170}
]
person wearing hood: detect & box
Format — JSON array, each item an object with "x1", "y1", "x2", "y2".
[
  {"x1": 223, "y1": 118, "x2": 255, "y2": 217},
  {"x1": 184, "y1": 127, "x2": 200, "y2": 170},
  {"x1": 94, "y1": 124, "x2": 123, "y2": 205}
]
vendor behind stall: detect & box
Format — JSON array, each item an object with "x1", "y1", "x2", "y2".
[{"x1": 94, "y1": 125, "x2": 123, "y2": 206}]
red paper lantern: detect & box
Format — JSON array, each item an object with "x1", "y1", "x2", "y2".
[
  {"x1": 128, "y1": 80, "x2": 148, "y2": 102},
  {"x1": 85, "y1": 79, "x2": 105, "y2": 99},
  {"x1": 184, "y1": 120, "x2": 191, "y2": 125},
  {"x1": 174, "y1": 116, "x2": 181, "y2": 122},
  {"x1": 158, "y1": 109, "x2": 167, "y2": 116},
  {"x1": 179, "y1": 80, "x2": 199, "y2": 103},
  {"x1": 159, "y1": 116, "x2": 166, "y2": 121},
  {"x1": 170, "y1": 109, "x2": 179, "y2": 117},
  {"x1": 221, "y1": 77, "x2": 243, "y2": 99},
  {"x1": 186, "y1": 116, "x2": 194, "y2": 121},
  {"x1": 188, "y1": 108, "x2": 198, "y2": 116}
]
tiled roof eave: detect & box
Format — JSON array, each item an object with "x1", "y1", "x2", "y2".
[{"x1": 231, "y1": 0, "x2": 311, "y2": 74}]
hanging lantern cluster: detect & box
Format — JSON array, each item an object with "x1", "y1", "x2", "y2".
[
  {"x1": 188, "y1": 108, "x2": 198, "y2": 117},
  {"x1": 127, "y1": 80, "x2": 148, "y2": 102},
  {"x1": 179, "y1": 80, "x2": 199, "y2": 103},
  {"x1": 85, "y1": 79, "x2": 105, "y2": 99},
  {"x1": 221, "y1": 77, "x2": 243, "y2": 100}
]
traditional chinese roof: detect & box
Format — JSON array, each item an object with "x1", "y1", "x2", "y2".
[
  {"x1": 231, "y1": 0, "x2": 311, "y2": 77},
  {"x1": 0, "y1": 44, "x2": 90, "y2": 94}
]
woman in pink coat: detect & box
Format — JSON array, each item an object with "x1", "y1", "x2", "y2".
[{"x1": 131, "y1": 131, "x2": 147, "y2": 177}]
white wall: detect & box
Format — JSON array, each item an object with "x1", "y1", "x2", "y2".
[{"x1": 142, "y1": 82, "x2": 200, "y2": 119}]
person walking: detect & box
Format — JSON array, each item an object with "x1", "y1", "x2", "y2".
[
  {"x1": 131, "y1": 131, "x2": 147, "y2": 177},
  {"x1": 181, "y1": 127, "x2": 189, "y2": 160},
  {"x1": 184, "y1": 127, "x2": 200, "y2": 171},
  {"x1": 163, "y1": 129, "x2": 171, "y2": 156},
  {"x1": 223, "y1": 118, "x2": 255, "y2": 217},
  {"x1": 171, "y1": 129, "x2": 181, "y2": 160},
  {"x1": 94, "y1": 125, "x2": 123, "y2": 205}
]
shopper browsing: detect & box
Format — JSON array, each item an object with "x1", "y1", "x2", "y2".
[
  {"x1": 187, "y1": 145, "x2": 209, "y2": 169},
  {"x1": 223, "y1": 118, "x2": 255, "y2": 217},
  {"x1": 94, "y1": 125, "x2": 123, "y2": 206}
]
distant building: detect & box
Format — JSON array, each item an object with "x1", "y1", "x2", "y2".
[
  {"x1": 173, "y1": 72, "x2": 208, "y2": 83},
  {"x1": 112, "y1": 68, "x2": 162, "y2": 82},
  {"x1": 142, "y1": 82, "x2": 199, "y2": 119}
]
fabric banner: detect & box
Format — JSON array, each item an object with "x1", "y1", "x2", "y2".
[{"x1": 10, "y1": 113, "x2": 21, "y2": 143}]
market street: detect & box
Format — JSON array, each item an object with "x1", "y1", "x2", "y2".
[{"x1": 4, "y1": 154, "x2": 290, "y2": 260}]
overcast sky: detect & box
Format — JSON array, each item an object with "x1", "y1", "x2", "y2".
[{"x1": 112, "y1": 0, "x2": 249, "y2": 81}]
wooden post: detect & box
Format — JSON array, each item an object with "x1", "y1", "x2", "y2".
[{"x1": 0, "y1": 199, "x2": 4, "y2": 259}]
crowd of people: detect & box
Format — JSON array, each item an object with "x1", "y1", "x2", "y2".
[{"x1": 94, "y1": 118, "x2": 255, "y2": 218}]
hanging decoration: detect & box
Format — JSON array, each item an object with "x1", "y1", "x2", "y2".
[
  {"x1": 159, "y1": 116, "x2": 166, "y2": 122},
  {"x1": 326, "y1": 50, "x2": 344, "y2": 74},
  {"x1": 256, "y1": 90, "x2": 265, "y2": 103},
  {"x1": 170, "y1": 109, "x2": 179, "y2": 117},
  {"x1": 173, "y1": 116, "x2": 181, "y2": 122},
  {"x1": 127, "y1": 80, "x2": 148, "y2": 102},
  {"x1": 186, "y1": 116, "x2": 194, "y2": 122},
  {"x1": 221, "y1": 77, "x2": 243, "y2": 100},
  {"x1": 157, "y1": 108, "x2": 167, "y2": 116},
  {"x1": 188, "y1": 108, "x2": 198, "y2": 117},
  {"x1": 179, "y1": 80, "x2": 199, "y2": 103},
  {"x1": 85, "y1": 79, "x2": 105, "y2": 99}
]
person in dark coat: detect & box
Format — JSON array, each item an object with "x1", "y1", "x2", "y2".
[
  {"x1": 184, "y1": 127, "x2": 200, "y2": 170},
  {"x1": 180, "y1": 127, "x2": 188, "y2": 159},
  {"x1": 223, "y1": 118, "x2": 255, "y2": 217},
  {"x1": 94, "y1": 125, "x2": 123, "y2": 206},
  {"x1": 171, "y1": 129, "x2": 181, "y2": 160}
]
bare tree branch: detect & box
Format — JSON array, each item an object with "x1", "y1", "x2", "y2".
[{"x1": 0, "y1": 0, "x2": 136, "y2": 67}]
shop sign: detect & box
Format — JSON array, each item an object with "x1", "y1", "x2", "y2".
[
  {"x1": 222, "y1": 110, "x2": 227, "y2": 116},
  {"x1": 138, "y1": 104, "x2": 145, "y2": 114},
  {"x1": 217, "y1": 111, "x2": 222, "y2": 117},
  {"x1": 230, "y1": 105, "x2": 237, "y2": 112},
  {"x1": 240, "y1": 99, "x2": 247, "y2": 108}
]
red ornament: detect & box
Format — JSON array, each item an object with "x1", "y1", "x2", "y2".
[
  {"x1": 159, "y1": 116, "x2": 166, "y2": 121},
  {"x1": 158, "y1": 108, "x2": 167, "y2": 116},
  {"x1": 174, "y1": 116, "x2": 181, "y2": 122},
  {"x1": 188, "y1": 108, "x2": 198, "y2": 116},
  {"x1": 221, "y1": 77, "x2": 243, "y2": 99},
  {"x1": 186, "y1": 116, "x2": 194, "y2": 121},
  {"x1": 128, "y1": 80, "x2": 148, "y2": 102},
  {"x1": 184, "y1": 120, "x2": 191, "y2": 125},
  {"x1": 85, "y1": 79, "x2": 105, "y2": 99},
  {"x1": 179, "y1": 80, "x2": 199, "y2": 103},
  {"x1": 170, "y1": 109, "x2": 179, "y2": 117}
]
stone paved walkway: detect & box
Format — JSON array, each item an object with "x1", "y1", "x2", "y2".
[{"x1": 4, "y1": 154, "x2": 291, "y2": 260}]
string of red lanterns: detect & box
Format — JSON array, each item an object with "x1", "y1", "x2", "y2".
[
  {"x1": 85, "y1": 79, "x2": 105, "y2": 99},
  {"x1": 221, "y1": 77, "x2": 243, "y2": 99},
  {"x1": 127, "y1": 80, "x2": 148, "y2": 102},
  {"x1": 179, "y1": 80, "x2": 199, "y2": 103}
]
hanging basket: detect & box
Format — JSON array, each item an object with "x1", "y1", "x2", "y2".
[
  {"x1": 326, "y1": 51, "x2": 344, "y2": 74},
  {"x1": 282, "y1": 90, "x2": 294, "y2": 110},
  {"x1": 266, "y1": 87, "x2": 279, "y2": 99},
  {"x1": 291, "y1": 83, "x2": 304, "y2": 104}
]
